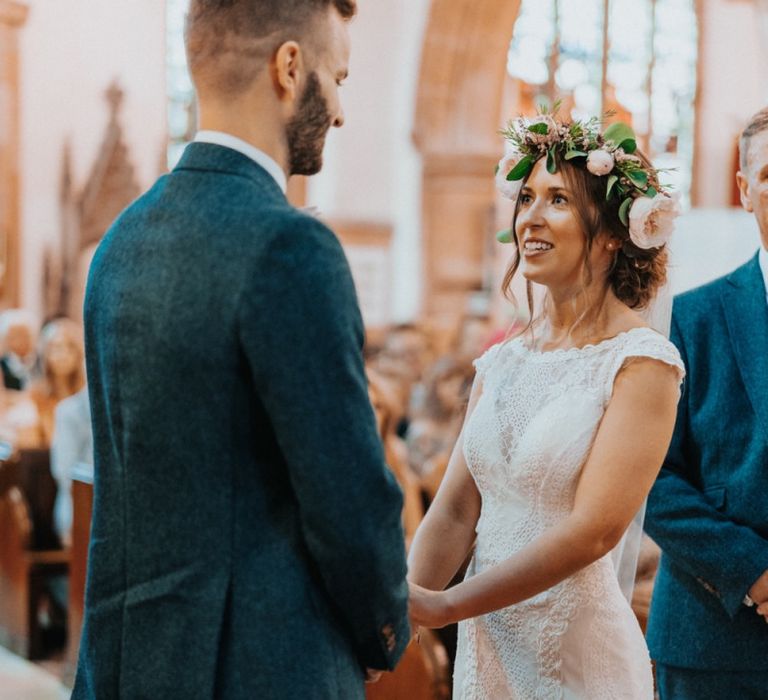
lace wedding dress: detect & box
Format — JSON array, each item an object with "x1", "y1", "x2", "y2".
[{"x1": 454, "y1": 327, "x2": 684, "y2": 699}]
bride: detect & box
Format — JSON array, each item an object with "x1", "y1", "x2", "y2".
[{"x1": 406, "y1": 112, "x2": 684, "y2": 699}]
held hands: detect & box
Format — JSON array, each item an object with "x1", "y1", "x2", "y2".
[
  {"x1": 408, "y1": 581, "x2": 455, "y2": 630},
  {"x1": 748, "y1": 570, "x2": 768, "y2": 623}
]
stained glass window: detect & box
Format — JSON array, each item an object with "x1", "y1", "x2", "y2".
[{"x1": 507, "y1": 0, "x2": 698, "y2": 205}]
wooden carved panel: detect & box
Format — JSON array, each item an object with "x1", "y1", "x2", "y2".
[{"x1": 0, "y1": 1, "x2": 29, "y2": 308}]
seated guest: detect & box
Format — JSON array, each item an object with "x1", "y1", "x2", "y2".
[
  {"x1": 381, "y1": 324, "x2": 433, "y2": 435},
  {"x1": 51, "y1": 386, "x2": 93, "y2": 547},
  {"x1": 453, "y1": 314, "x2": 492, "y2": 364},
  {"x1": 367, "y1": 366, "x2": 424, "y2": 544},
  {"x1": 0, "y1": 380, "x2": 40, "y2": 448},
  {"x1": 406, "y1": 356, "x2": 474, "y2": 483},
  {"x1": 382, "y1": 323, "x2": 431, "y2": 387},
  {"x1": 368, "y1": 348, "x2": 415, "y2": 438},
  {"x1": 29, "y1": 318, "x2": 86, "y2": 447},
  {"x1": 0, "y1": 309, "x2": 38, "y2": 390}
]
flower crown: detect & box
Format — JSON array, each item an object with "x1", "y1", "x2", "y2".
[{"x1": 495, "y1": 107, "x2": 680, "y2": 252}]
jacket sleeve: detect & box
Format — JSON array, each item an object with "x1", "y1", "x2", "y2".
[
  {"x1": 645, "y1": 312, "x2": 768, "y2": 618},
  {"x1": 237, "y1": 214, "x2": 410, "y2": 669}
]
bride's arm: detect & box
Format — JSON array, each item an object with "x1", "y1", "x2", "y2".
[
  {"x1": 407, "y1": 380, "x2": 483, "y2": 591},
  {"x1": 410, "y1": 357, "x2": 680, "y2": 628}
]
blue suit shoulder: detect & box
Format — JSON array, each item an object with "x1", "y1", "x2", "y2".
[
  {"x1": 674, "y1": 271, "x2": 727, "y2": 322},
  {"x1": 258, "y1": 209, "x2": 349, "y2": 277}
]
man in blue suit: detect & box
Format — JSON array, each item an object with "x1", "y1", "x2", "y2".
[
  {"x1": 646, "y1": 107, "x2": 768, "y2": 697},
  {"x1": 73, "y1": 2, "x2": 410, "y2": 698}
]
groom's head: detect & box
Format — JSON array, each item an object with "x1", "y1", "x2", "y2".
[
  {"x1": 737, "y1": 107, "x2": 768, "y2": 249},
  {"x1": 185, "y1": 0, "x2": 355, "y2": 176}
]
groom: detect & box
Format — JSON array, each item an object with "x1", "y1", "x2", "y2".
[
  {"x1": 73, "y1": 1, "x2": 410, "y2": 698},
  {"x1": 645, "y1": 107, "x2": 768, "y2": 697}
]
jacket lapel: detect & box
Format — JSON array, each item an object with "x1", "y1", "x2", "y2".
[{"x1": 721, "y1": 253, "x2": 768, "y2": 436}]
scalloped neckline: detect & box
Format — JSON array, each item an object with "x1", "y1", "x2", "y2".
[{"x1": 516, "y1": 326, "x2": 656, "y2": 358}]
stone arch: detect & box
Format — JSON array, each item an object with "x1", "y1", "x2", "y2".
[
  {"x1": 413, "y1": 0, "x2": 702, "y2": 337},
  {"x1": 413, "y1": 0, "x2": 522, "y2": 337}
]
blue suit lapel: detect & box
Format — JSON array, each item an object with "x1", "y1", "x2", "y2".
[{"x1": 721, "y1": 253, "x2": 768, "y2": 436}]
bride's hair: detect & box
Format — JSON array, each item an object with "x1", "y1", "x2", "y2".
[{"x1": 501, "y1": 154, "x2": 668, "y2": 327}]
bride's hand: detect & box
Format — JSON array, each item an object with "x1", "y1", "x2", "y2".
[{"x1": 408, "y1": 581, "x2": 454, "y2": 629}]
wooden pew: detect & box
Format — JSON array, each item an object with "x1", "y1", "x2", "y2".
[
  {"x1": 0, "y1": 485, "x2": 69, "y2": 658},
  {"x1": 16, "y1": 448, "x2": 60, "y2": 551},
  {"x1": 0, "y1": 450, "x2": 70, "y2": 659},
  {"x1": 63, "y1": 468, "x2": 93, "y2": 686},
  {"x1": 366, "y1": 630, "x2": 451, "y2": 700}
]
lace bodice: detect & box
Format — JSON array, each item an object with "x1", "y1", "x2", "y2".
[{"x1": 454, "y1": 327, "x2": 684, "y2": 699}]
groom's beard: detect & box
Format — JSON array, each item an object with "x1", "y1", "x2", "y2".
[{"x1": 286, "y1": 71, "x2": 332, "y2": 177}]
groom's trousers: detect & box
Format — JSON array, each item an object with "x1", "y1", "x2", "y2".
[{"x1": 655, "y1": 663, "x2": 768, "y2": 699}]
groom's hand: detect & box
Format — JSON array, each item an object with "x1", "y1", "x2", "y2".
[
  {"x1": 748, "y1": 570, "x2": 768, "y2": 605},
  {"x1": 756, "y1": 601, "x2": 768, "y2": 624},
  {"x1": 364, "y1": 668, "x2": 383, "y2": 684}
]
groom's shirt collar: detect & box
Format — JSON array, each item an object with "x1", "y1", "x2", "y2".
[
  {"x1": 193, "y1": 131, "x2": 287, "y2": 194},
  {"x1": 760, "y1": 245, "x2": 768, "y2": 307}
]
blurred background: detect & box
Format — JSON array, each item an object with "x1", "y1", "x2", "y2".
[
  {"x1": 1, "y1": 0, "x2": 766, "y2": 347},
  {"x1": 0, "y1": 1, "x2": 767, "y2": 696}
]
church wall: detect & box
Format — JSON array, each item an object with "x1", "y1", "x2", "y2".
[
  {"x1": 11, "y1": 0, "x2": 767, "y2": 326},
  {"x1": 17, "y1": 0, "x2": 166, "y2": 318},
  {"x1": 308, "y1": 0, "x2": 431, "y2": 322},
  {"x1": 694, "y1": 0, "x2": 767, "y2": 207}
]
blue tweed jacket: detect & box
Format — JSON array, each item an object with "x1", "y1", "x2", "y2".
[
  {"x1": 72, "y1": 143, "x2": 410, "y2": 699},
  {"x1": 645, "y1": 253, "x2": 768, "y2": 670}
]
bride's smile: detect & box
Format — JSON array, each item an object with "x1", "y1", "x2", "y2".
[{"x1": 515, "y1": 159, "x2": 618, "y2": 301}]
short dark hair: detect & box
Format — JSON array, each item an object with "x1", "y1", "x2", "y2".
[
  {"x1": 739, "y1": 107, "x2": 768, "y2": 171},
  {"x1": 186, "y1": 0, "x2": 356, "y2": 97}
]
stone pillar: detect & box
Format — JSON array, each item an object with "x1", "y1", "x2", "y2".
[
  {"x1": 420, "y1": 153, "x2": 497, "y2": 337},
  {"x1": 0, "y1": 0, "x2": 28, "y2": 308},
  {"x1": 413, "y1": 0, "x2": 522, "y2": 340}
]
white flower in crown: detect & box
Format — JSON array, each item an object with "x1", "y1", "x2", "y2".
[
  {"x1": 495, "y1": 149, "x2": 524, "y2": 200},
  {"x1": 586, "y1": 149, "x2": 615, "y2": 176},
  {"x1": 628, "y1": 192, "x2": 681, "y2": 249}
]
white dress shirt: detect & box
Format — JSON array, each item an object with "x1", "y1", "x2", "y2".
[
  {"x1": 194, "y1": 131, "x2": 287, "y2": 194},
  {"x1": 760, "y1": 245, "x2": 768, "y2": 307}
]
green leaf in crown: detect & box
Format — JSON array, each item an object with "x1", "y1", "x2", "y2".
[
  {"x1": 506, "y1": 155, "x2": 535, "y2": 181},
  {"x1": 528, "y1": 122, "x2": 549, "y2": 136},
  {"x1": 493, "y1": 103, "x2": 680, "y2": 250},
  {"x1": 602, "y1": 122, "x2": 637, "y2": 154}
]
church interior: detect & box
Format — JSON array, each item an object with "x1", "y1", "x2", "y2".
[{"x1": 0, "y1": 0, "x2": 766, "y2": 696}]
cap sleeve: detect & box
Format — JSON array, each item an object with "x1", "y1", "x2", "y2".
[
  {"x1": 609, "y1": 329, "x2": 686, "y2": 398},
  {"x1": 473, "y1": 342, "x2": 504, "y2": 382}
]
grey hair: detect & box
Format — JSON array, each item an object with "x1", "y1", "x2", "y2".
[
  {"x1": 739, "y1": 107, "x2": 768, "y2": 171},
  {"x1": 0, "y1": 309, "x2": 38, "y2": 340}
]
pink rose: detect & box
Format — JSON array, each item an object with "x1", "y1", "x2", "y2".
[
  {"x1": 628, "y1": 193, "x2": 681, "y2": 249},
  {"x1": 586, "y1": 149, "x2": 615, "y2": 176},
  {"x1": 495, "y1": 151, "x2": 524, "y2": 200}
]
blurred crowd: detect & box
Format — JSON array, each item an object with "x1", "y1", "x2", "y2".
[
  {"x1": 0, "y1": 310, "x2": 92, "y2": 547},
  {"x1": 365, "y1": 316, "x2": 497, "y2": 543}
]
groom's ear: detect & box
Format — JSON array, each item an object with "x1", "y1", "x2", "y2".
[
  {"x1": 272, "y1": 41, "x2": 304, "y2": 103},
  {"x1": 736, "y1": 171, "x2": 754, "y2": 213}
]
